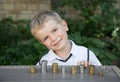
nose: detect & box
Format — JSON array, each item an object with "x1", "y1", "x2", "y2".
[{"x1": 50, "y1": 34, "x2": 57, "y2": 42}]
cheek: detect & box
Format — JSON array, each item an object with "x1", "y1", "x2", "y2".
[
  {"x1": 43, "y1": 41, "x2": 51, "y2": 49},
  {"x1": 58, "y1": 29, "x2": 68, "y2": 38},
  {"x1": 60, "y1": 31, "x2": 68, "y2": 39}
]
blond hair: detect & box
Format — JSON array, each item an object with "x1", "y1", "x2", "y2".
[{"x1": 30, "y1": 10, "x2": 62, "y2": 36}]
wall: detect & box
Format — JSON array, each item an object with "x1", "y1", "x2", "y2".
[
  {"x1": 0, "y1": 0, "x2": 120, "y2": 20},
  {"x1": 0, "y1": 0, "x2": 51, "y2": 20}
]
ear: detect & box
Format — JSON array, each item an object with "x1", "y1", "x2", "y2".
[{"x1": 62, "y1": 20, "x2": 69, "y2": 31}]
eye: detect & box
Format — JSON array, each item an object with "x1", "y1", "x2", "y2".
[
  {"x1": 43, "y1": 36, "x2": 48, "y2": 42},
  {"x1": 53, "y1": 28, "x2": 58, "y2": 32}
]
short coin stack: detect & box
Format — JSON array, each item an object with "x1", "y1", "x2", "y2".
[
  {"x1": 79, "y1": 64, "x2": 85, "y2": 74},
  {"x1": 61, "y1": 66, "x2": 66, "y2": 74},
  {"x1": 89, "y1": 65, "x2": 95, "y2": 75},
  {"x1": 71, "y1": 66, "x2": 77, "y2": 75},
  {"x1": 29, "y1": 66, "x2": 37, "y2": 74}
]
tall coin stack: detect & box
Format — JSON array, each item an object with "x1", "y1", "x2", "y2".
[
  {"x1": 89, "y1": 65, "x2": 95, "y2": 75},
  {"x1": 52, "y1": 63, "x2": 58, "y2": 74},
  {"x1": 41, "y1": 60, "x2": 48, "y2": 74}
]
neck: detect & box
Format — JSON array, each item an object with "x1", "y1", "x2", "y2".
[{"x1": 54, "y1": 41, "x2": 72, "y2": 59}]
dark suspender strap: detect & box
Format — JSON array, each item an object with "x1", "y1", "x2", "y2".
[{"x1": 87, "y1": 48, "x2": 89, "y2": 62}]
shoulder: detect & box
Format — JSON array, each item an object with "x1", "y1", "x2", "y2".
[
  {"x1": 71, "y1": 40, "x2": 88, "y2": 51},
  {"x1": 40, "y1": 50, "x2": 56, "y2": 61},
  {"x1": 40, "y1": 53, "x2": 50, "y2": 61},
  {"x1": 71, "y1": 40, "x2": 95, "y2": 55},
  {"x1": 36, "y1": 52, "x2": 50, "y2": 66}
]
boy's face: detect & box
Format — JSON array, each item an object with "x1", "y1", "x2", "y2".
[{"x1": 34, "y1": 20, "x2": 69, "y2": 51}]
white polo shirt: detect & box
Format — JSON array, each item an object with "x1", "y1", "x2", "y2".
[{"x1": 37, "y1": 40, "x2": 102, "y2": 66}]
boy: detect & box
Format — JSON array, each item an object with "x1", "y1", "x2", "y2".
[{"x1": 30, "y1": 10, "x2": 102, "y2": 67}]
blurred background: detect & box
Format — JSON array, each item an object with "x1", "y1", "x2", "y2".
[{"x1": 0, "y1": 0, "x2": 120, "y2": 67}]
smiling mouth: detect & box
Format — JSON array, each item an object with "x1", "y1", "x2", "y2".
[{"x1": 53, "y1": 38, "x2": 62, "y2": 46}]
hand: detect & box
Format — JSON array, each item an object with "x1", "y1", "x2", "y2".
[{"x1": 77, "y1": 61, "x2": 92, "y2": 68}]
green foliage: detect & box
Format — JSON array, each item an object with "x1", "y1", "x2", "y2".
[{"x1": 0, "y1": 18, "x2": 48, "y2": 65}]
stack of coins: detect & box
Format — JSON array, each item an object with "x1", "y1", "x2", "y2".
[
  {"x1": 80, "y1": 64, "x2": 84, "y2": 74},
  {"x1": 98, "y1": 72, "x2": 103, "y2": 77},
  {"x1": 89, "y1": 65, "x2": 95, "y2": 75},
  {"x1": 61, "y1": 66, "x2": 66, "y2": 74},
  {"x1": 52, "y1": 63, "x2": 58, "y2": 74},
  {"x1": 41, "y1": 60, "x2": 48, "y2": 73},
  {"x1": 71, "y1": 66, "x2": 77, "y2": 75},
  {"x1": 29, "y1": 66, "x2": 37, "y2": 74}
]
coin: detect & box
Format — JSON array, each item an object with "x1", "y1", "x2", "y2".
[
  {"x1": 29, "y1": 66, "x2": 37, "y2": 74},
  {"x1": 98, "y1": 72, "x2": 103, "y2": 77}
]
